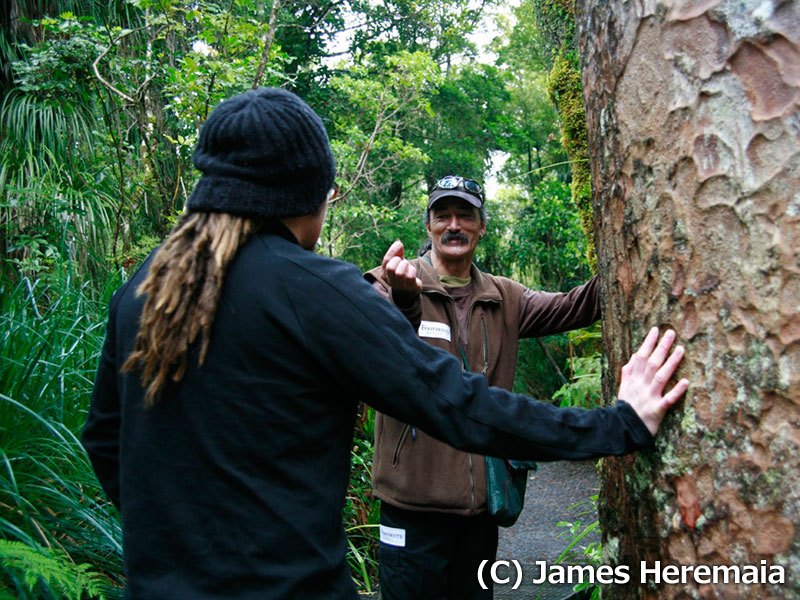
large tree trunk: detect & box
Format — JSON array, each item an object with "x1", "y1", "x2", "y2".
[{"x1": 577, "y1": 0, "x2": 800, "y2": 597}]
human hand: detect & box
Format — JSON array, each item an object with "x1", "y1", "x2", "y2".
[
  {"x1": 382, "y1": 240, "x2": 423, "y2": 301},
  {"x1": 618, "y1": 327, "x2": 689, "y2": 435}
]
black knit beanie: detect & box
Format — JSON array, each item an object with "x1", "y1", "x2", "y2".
[{"x1": 187, "y1": 87, "x2": 336, "y2": 218}]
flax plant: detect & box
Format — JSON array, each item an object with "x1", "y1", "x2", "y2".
[
  {"x1": 0, "y1": 270, "x2": 124, "y2": 598},
  {"x1": 0, "y1": 90, "x2": 117, "y2": 281}
]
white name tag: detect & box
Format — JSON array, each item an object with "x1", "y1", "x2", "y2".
[
  {"x1": 418, "y1": 320, "x2": 451, "y2": 342},
  {"x1": 379, "y1": 525, "x2": 407, "y2": 547}
]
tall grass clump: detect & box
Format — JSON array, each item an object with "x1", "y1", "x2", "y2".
[
  {"x1": 0, "y1": 268, "x2": 124, "y2": 598},
  {"x1": 344, "y1": 405, "x2": 380, "y2": 592}
]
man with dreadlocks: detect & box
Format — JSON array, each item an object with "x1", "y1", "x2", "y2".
[{"x1": 82, "y1": 87, "x2": 689, "y2": 600}]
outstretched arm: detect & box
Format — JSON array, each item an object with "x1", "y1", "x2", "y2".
[{"x1": 295, "y1": 256, "x2": 688, "y2": 460}]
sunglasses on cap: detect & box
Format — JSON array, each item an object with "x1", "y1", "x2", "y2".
[
  {"x1": 433, "y1": 176, "x2": 483, "y2": 196},
  {"x1": 327, "y1": 183, "x2": 340, "y2": 201}
]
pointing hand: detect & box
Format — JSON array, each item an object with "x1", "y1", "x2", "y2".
[{"x1": 382, "y1": 240, "x2": 423, "y2": 300}]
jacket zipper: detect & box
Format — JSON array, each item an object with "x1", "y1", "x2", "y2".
[
  {"x1": 392, "y1": 424, "x2": 411, "y2": 467},
  {"x1": 466, "y1": 315, "x2": 490, "y2": 511},
  {"x1": 443, "y1": 295, "x2": 478, "y2": 513},
  {"x1": 428, "y1": 286, "x2": 493, "y2": 513},
  {"x1": 481, "y1": 316, "x2": 489, "y2": 375},
  {"x1": 391, "y1": 289, "x2": 456, "y2": 466},
  {"x1": 462, "y1": 305, "x2": 491, "y2": 512}
]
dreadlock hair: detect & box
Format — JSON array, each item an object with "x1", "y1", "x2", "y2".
[{"x1": 122, "y1": 212, "x2": 262, "y2": 408}]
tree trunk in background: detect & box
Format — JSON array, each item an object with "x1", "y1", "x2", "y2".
[{"x1": 577, "y1": 0, "x2": 800, "y2": 597}]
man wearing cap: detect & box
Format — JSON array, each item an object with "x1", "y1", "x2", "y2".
[{"x1": 365, "y1": 176, "x2": 602, "y2": 600}]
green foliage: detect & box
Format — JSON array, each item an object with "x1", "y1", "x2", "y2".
[
  {"x1": 480, "y1": 178, "x2": 595, "y2": 403},
  {"x1": 160, "y1": 1, "x2": 293, "y2": 129},
  {"x1": 542, "y1": 10, "x2": 595, "y2": 270},
  {"x1": 552, "y1": 327, "x2": 602, "y2": 409},
  {"x1": 499, "y1": 0, "x2": 594, "y2": 269},
  {"x1": 0, "y1": 540, "x2": 108, "y2": 600},
  {"x1": 344, "y1": 406, "x2": 380, "y2": 592},
  {"x1": 1, "y1": 16, "x2": 115, "y2": 277},
  {"x1": 530, "y1": 0, "x2": 577, "y2": 69},
  {"x1": 553, "y1": 354, "x2": 601, "y2": 409},
  {"x1": 423, "y1": 63, "x2": 510, "y2": 182},
  {"x1": 499, "y1": 73, "x2": 568, "y2": 190},
  {"x1": 494, "y1": 3, "x2": 573, "y2": 192},
  {"x1": 556, "y1": 494, "x2": 602, "y2": 599},
  {"x1": 547, "y1": 54, "x2": 585, "y2": 159},
  {"x1": 0, "y1": 271, "x2": 125, "y2": 597},
  {"x1": 322, "y1": 51, "x2": 441, "y2": 267},
  {"x1": 480, "y1": 176, "x2": 595, "y2": 403},
  {"x1": 506, "y1": 175, "x2": 589, "y2": 291},
  {"x1": 12, "y1": 14, "x2": 106, "y2": 104},
  {"x1": 350, "y1": 0, "x2": 485, "y2": 63}
]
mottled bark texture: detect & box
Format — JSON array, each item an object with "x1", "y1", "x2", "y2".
[{"x1": 576, "y1": 0, "x2": 800, "y2": 597}]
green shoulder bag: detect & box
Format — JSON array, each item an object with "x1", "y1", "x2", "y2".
[{"x1": 485, "y1": 457, "x2": 538, "y2": 527}]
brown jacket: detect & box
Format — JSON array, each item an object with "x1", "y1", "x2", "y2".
[{"x1": 365, "y1": 256, "x2": 600, "y2": 515}]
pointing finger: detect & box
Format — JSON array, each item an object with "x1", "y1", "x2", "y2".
[{"x1": 382, "y1": 240, "x2": 404, "y2": 270}]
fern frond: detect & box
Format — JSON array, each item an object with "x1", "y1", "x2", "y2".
[{"x1": 0, "y1": 539, "x2": 108, "y2": 600}]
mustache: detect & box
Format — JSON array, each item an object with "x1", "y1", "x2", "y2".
[{"x1": 441, "y1": 231, "x2": 470, "y2": 244}]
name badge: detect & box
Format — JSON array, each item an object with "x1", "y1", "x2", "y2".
[
  {"x1": 418, "y1": 320, "x2": 451, "y2": 342},
  {"x1": 379, "y1": 525, "x2": 407, "y2": 547}
]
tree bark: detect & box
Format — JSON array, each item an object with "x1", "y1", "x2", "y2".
[{"x1": 577, "y1": 0, "x2": 800, "y2": 597}]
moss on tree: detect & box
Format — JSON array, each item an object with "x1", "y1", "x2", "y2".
[
  {"x1": 547, "y1": 52, "x2": 595, "y2": 270},
  {"x1": 532, "y1": 0, "x2": 596, "y2": 270}
]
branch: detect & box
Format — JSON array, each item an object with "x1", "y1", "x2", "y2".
[
  {"x1": 306, "y1": 0, "x2": 340, "y2": 33},
  {"x1": 537, "y1": 338, "x2": 568, "y2": 386},
  {"x1": 338, "y1": 95, "x2": 388, "y2": 203},
  {"x1": 252, "y1": 0, "x2": 283, "y2": 89},
  {"x1": 92, "y1": 27, "x2": 141, "y2": 105},
  {"x1": 201, "y1": 0, "x2": 238, "y2": 119}
]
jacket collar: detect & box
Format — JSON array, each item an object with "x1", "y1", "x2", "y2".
[
  {"x1": 417, "y1": 252, "x2": 502, "y2": 303},
  {"x1": 261, "y1": 219, "x2": 301, "y2": 245}
]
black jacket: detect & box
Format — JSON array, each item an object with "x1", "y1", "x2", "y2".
[{"x1": 82, "y1": 222, "x2": 653, "y2": 599}]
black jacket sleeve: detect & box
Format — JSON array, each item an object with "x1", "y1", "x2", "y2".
[
  {"x1": 284, "y1": 256, "x2": 653, "y2": 461},
  {"x1": 81, "y1": 292, "x2": 124, "y2": 509},
  {"x1": 366, "y1": 273, "x2": 423, "y2": 330}
]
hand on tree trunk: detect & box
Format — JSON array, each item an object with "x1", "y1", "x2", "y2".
[{"x1": 618, "y1": 327, "x2": 689, "y2": 435}]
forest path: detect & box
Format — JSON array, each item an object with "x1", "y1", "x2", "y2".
[{"x1": 495, "y1": 459, "x2": 600, "y2": 599}]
